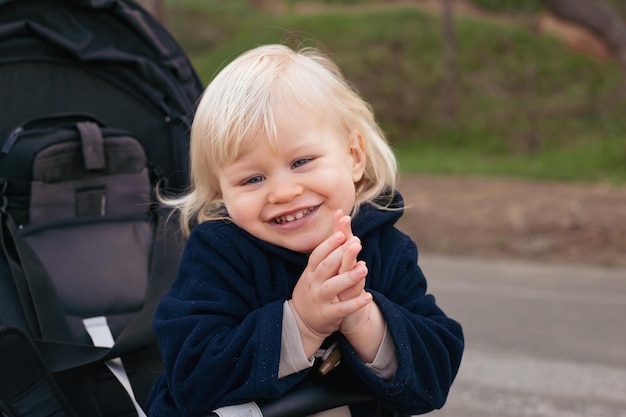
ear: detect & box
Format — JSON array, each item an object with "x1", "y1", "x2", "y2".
[{"x1": 348, "y1": 129, "x2": 367, "y2": 183}]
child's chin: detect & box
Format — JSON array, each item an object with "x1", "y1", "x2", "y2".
[{"x1": 282, "y1": 238, "x2": 321, "y2": 254}]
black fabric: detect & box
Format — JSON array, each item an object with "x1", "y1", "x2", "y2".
[
  {"x1": 257, "y1": 369, "x2": 370, "y2": 417},
  {"x1": 0, "y1": 326, "x2": 77, "y2": 417},
  {"x1": 0, "y1": 0, "x2": 204, "y2": 191},
  {"x1": 0, "y1": 2, "x2": 201, "y2": 415}
]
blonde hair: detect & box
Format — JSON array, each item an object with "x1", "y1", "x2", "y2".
[{"x1": 166, "y1": 44, "x2": 398, "y2": 236}]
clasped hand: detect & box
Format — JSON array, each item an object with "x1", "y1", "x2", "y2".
[{"x1": 290, "y1": 210, "x2": 373, "y2": 347}]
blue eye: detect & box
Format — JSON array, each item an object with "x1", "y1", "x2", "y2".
[
  {"x1": 292, "y1": 158, "x2": 310, "y2": 168},
  {"x1": 244, "y1": 175, "x2": 264, "y2": 185}
]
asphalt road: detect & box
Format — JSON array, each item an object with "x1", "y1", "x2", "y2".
[{"x1": 419, "y1": 254, "x2": 626, "y2": 417}]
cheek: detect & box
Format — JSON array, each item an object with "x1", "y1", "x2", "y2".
[
  {"x1": 333, "y1": 178, "x2": 358, "y2": 211},
  {"x1": 320, "y1": 166, "x2": 356, "y2": 194},
  {"x1": 223, "y1": 192, "x2": 261, "y2": 223},
  {"x1": 220, "y1": 188, "x2": 242, "y2": 216}
]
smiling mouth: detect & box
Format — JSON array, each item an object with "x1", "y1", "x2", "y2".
[{"x1": 272, "y1": 207, "x2": 315, "y2": 224}]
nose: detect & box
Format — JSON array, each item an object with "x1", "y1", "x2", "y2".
[{"x1": 267, "y1": 175, "x2": 303, "y2": 204}]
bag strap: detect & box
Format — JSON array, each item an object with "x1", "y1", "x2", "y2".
[
  {"x1": 0, "y1": 326, "x2": 78, "y2": 417},
  {"x1": 0, "y1": 209, "x2": 71, "y2": 342},
  {"x1": 76, "y1": 121, "x2": 106, "y2": 171},
  {"x1": 0, "y1": 201, "x2": 182, "y2": 372},
  {"x1": 106, "y1": 207, "x2": 183, "y2": 358},
  {"x1": 84, "y1": 316, "x2": 147, "y2": 417}
]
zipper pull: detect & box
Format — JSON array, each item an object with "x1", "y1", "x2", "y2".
[{"x1": 2, "y1": 126, "x2": 23, "y2": 154}]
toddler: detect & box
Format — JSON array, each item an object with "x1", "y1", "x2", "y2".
[{"x1": 147, "y1": 44, "x2": 463, "y2": 417}]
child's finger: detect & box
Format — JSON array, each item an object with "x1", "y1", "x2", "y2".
[
  {"x1": 323, "y1": 261, "x2": 368, "y2": 297},
  {"x1": 339, "y1": 236, "x2": 360, "y2": 275},
  {"x1": 333, "y1": 210, "x2": 353, "y2": 241},
  {"x1": 337, "y1": 260, "x2": 367, "y2": 300},
  {"x1": 333, "y1": 210, "x2": 343, "y2": 232},
  {"x1": 328, "y1": 290, "x2": 373, "y2": 319},
  {"x1": 307, "y1": 230, "x2": 347, "y2": 273},
  {"x1": 333, "y1": 211, "x2": 360, "y2": 275}
]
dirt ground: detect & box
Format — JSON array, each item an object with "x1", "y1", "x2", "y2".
[{"x1": 396, "y1": 175, "x2": 626, "y2": 268}]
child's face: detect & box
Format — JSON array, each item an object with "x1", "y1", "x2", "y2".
[{"x1": 218, "y1": 108, "x2": 366, "y2": 253}]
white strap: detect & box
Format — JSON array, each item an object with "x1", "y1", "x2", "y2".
[
  {"x1": 213, "y1": 402, "x2": 263, "y2": 417},
  {"x1": 83, "y1": 316, "x2": 147, "y2": 417}
]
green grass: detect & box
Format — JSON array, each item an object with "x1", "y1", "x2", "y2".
[
  {"x1": 166, "y1": 0, "x2": 626, "y2": 184},
  {"x1": 395, "y1": 137, "x2": 626, "y2": 183}
]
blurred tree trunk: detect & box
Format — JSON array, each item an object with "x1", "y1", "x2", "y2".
[
  {"x1": 442, "y1": 0, "x2": 458, "y2": 121},
  {"x1": 543, "y1": 0, "x2": 626, "y2": 74},
  {"x1": 135, "y1": 0, "x2": 167, "y2": 26}
]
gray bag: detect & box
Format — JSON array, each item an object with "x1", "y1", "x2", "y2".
[{"x1": 0, "y1": 113, "x2": 183, "y2": 417}]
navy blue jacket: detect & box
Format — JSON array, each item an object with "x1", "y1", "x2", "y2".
[{"x1": 147, "y1": 195, "x2": 464, "y2": 417}]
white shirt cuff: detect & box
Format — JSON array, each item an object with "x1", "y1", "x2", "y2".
[
  {"x1": 364, "y1": 324, "x2": 398, "y2": 380},
  {"x1": 278, "y1": 300, "x2": 315, "y2": 378}
]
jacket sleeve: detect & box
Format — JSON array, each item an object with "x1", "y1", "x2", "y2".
[
  {"x1": 339, "y1": 227, "x2": 464, "y2": 415},
  {"x1": 150, "y1": 224, "x2": 308, "y2": 417}
]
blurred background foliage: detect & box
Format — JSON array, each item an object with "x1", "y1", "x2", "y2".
[{"x1": 164, "y1": 0, "x2": 626, "y2": 184}]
